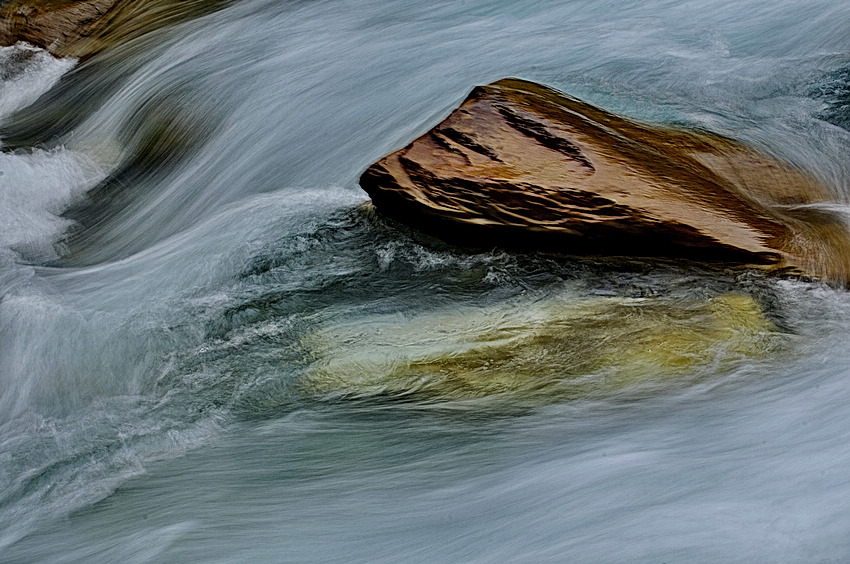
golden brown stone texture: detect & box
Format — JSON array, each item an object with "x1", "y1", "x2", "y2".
[
  {"x1": 0, "y1": 0, "x2": 224, "y2": 58},
  {"x1": 361, "y1": 78, "x2": 850, "y2": 284}
]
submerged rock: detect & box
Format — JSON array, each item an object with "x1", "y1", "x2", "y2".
[
  {"x1": 361, "y1": 78, "x2": 850, "y2": 284},
  {"x1": 299, "y1": 292, "x2": 778, "y2": 404},
  {"x1": 0, "y1": 0, "x2": 226, "y2": 58}
]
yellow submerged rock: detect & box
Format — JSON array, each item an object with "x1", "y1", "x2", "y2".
[{"x1": 298, "y1": 291, "x2": 778, "y2": 405}]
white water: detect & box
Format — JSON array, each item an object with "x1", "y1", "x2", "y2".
[
  {"x1": 0, "y1": 43, "x2": 76, "y2": 120},
  {"x1": 2, "y1": 0, "x2": 850, "y2": 561}
]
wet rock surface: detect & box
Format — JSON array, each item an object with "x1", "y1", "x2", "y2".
[
  {"x1": 0, "y1": 0, "x2": 226, "y2": 58},
  {"x1": 0, "y1": 0, "x2": 114, "y2": 56},
  {"x1": 361, "y1": 78, "x2": 850, "y2": 284}
]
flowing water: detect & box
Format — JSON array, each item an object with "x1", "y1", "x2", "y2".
[{"x1": 2, "y1": 0, "x2": 850, "y2": 561}]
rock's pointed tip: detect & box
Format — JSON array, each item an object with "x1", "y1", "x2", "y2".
[{"x1": 467, "y1": 77, "x2": 546, "y2": 97}]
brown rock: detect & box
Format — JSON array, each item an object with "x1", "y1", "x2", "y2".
[
  {"x1": 0, "y1": 0, "x2": 226, "y2": 58},
  {"x1": 360, "y1": 78, "x2": 850, "y2": 284},
  {"x1": 0, "y1": 0, "x2": 116, "y2": 56}
]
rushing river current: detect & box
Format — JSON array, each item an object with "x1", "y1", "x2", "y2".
[{"x1": 2, "y1": 0, "x2": 850, "y2": 561}]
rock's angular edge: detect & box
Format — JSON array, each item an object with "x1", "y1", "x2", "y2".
[{"x1": 360, "y1": 78, "x2": 850, "y2": 284}]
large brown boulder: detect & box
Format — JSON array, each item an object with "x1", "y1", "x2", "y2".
[{"x1": 361, "y1": 78, "x2": 850, "y2": 284}]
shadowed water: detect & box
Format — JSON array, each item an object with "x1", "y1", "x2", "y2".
[{"x1": 2, "y1": 0, "x2": 850, "y2": 561}]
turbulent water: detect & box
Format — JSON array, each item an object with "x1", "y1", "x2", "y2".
[{"x1": 2, "y1": 0, "x2": 850, "y2": 561}]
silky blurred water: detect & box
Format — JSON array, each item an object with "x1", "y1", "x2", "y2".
[{"x1": 2, "y1": 0, "x2": 850, "y2": 561}]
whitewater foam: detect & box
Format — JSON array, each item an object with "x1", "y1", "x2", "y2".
[
  {"x1": 0, "y1": 42, "x2": 104, "y2": 262},
  {"x1": 0, "y1": 42, "x2": 75, "y2": 121},
  {"x1": 0, "y1": 147, "x2": 105, "y2": 261}
]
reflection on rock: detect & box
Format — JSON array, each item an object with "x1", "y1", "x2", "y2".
[
  {"x1": 299, "y1": 292, "x2": 778, "y2": 405},
  {"x1": 361, "y1": 78, "x2": 850, "y2": 285}
]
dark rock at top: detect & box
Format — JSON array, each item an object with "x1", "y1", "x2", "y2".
[
  {"x1": 0, "y1": 0, "x2": 117, "y2": 56},
  {"x1": 0, "y1": 0, "x2": 227, "y2": 58},
  {"x1": 360, "y1": 78, "x2": 850, "y2": 284}
]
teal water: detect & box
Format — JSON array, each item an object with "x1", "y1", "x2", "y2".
[{"x1": 2, "y1": 0, "x2": 850, "y2": 561}]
